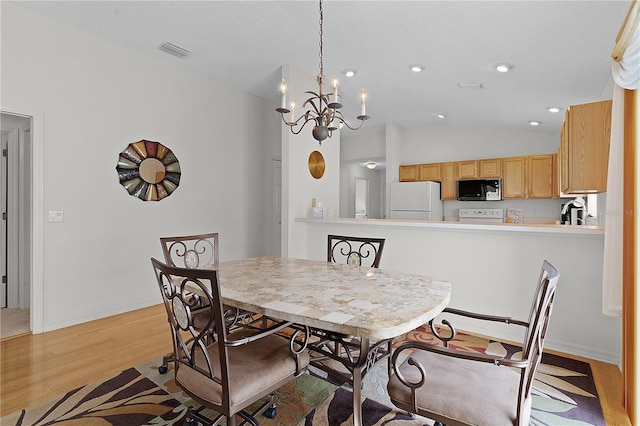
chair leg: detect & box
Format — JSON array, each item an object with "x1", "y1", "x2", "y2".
[{"x1": 160, "y1": 353, "x2": 173, "y2": 374}]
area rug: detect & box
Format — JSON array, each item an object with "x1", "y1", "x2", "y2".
[{"x1": 1, "y1": 326, "x2": 605, "y2": 426}]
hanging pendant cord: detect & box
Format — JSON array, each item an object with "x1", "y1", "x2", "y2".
[{"x1": 318, "y1": 0, "x2": 324, "y2": 86}]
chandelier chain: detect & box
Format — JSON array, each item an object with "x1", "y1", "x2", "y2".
[{"x1": 318, "y1": 0, "x2": 324, "y2": 80}]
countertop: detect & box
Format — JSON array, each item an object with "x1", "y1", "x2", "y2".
[{"x1": 295, "y1": 217, "x2": 604, "y2": 235}]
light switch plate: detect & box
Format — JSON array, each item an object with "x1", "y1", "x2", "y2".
[{"x1": 48, "y1": 210, "x2": 64, "y2": 222}]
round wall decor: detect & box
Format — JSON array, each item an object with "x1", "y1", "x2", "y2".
[
  {"x1": 116, "y1": 139, "x2": 181, "y2": 201},
  {"x1": 308, "y1": 150, "x2": 325, "y2": 179}
]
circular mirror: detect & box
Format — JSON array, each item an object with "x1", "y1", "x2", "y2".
[
  {"x1": 116, "y1": 140, "x2": 181, "y2": 201},
  {"x1": 139, "y1": 158, "x2": 166, "y2": 184},
  {"x1": 308, "y1": 150, "x2": 325, "y2": 179}
]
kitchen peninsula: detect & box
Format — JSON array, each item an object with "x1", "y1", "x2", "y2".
[{"x1": 292, "y1": 217, "x2": 619, "y2": 366}]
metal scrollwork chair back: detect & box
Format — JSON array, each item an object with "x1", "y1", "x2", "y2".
[
  {"x1": 387, "y1": 260, "x2": 560, "y2": 426},
  {"x1": 307, "y1": 234, "x2": 390, "y2": 390},
  {"x1": 158, "y1": 233, "x2": 253, "y2": 374},
  {"x1": 160, "y1": 232, "x2": 219, "y2": 269},
  {"x1": 151, "y1": 258, "x2": 309, "y2": 426},
  {"x1": 327, "y1": 234, "x2": 385, "y2": 268}
]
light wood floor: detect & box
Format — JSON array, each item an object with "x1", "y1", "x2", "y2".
[{"x1": 0, "y1": 304, "x2": 631, "y2": 425}]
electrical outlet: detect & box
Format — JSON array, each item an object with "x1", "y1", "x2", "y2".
[
  {"x1": 531, "y1": 209, "x2": 539, "y2": 217},
  {"x1": 48, "y1": 210, "x2": 64, "y2": 222}
]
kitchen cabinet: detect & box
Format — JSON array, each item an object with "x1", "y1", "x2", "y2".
[
  {"x1": 440, "y1": 162, "x2": 458, "y2": 200},
  {"x1": 527, "y1": 154, "x2": 555, "y2": 198},
  {"x1": 559, "y1": 99, "x2": 612, "y2": 193},
  {"x1": 399, "y1": 152, "x2": 556, "y2": 200},
  {"x1": 399, "y1": 165, "x2": 418, "y2": 182},
  {"x1": 418, "y1": 163, "x2": 441, "y2": 181},
  {"x1": 479, "y1": 158, "x2": 502, "y2": 178},
  {"x1": 502, "y1": 157, "x2": 526, "y2": 198},
  {"x1": 458, "y1": 160, "x2": 478, "y2": 179}
]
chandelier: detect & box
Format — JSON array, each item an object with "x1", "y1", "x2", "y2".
[{"x1": 275, "y1": 0, "x2": 370, "y2": 145}]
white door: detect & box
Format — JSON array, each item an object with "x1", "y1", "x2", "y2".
[
  {"x1": 0, "y1": 134, "x2": 6, "y2": 307},
  {"x1": 272, "y1": 159, "x2": 282, "y2": 256},
  {"x1": 1, "y1": 113, "x2": 31, "y2": 311},
  {"x1": 355, "y1": 178, "x2": 368, "y2": 218}
]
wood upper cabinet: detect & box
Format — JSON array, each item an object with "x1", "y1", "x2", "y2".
[
  {"x1": 479, "y1": 158, "x2": 502, "y2": 178},
  {"x1": 399, "y1": 165, "x2": 418, "y2": 182},
  {"x1": 458, "y1": 160, "x2": 478, "y2": 179},
  {"x1": 418, "y1": 163, "x2": 441, "y2": 181},
  {"x1": 400, "y1": 153, "x2": 556, "y2": 200},
  {"x1": 502, "y1": 157, "x2": 526, "y2": 198},
  {"x1": 527, "y1": 154, "x2": 554, "y2": 198},
  {"x1": 560, "y1": 99, "x2": 612, "y2": 193},
  {"x1": 440, "y1": 162, "x2": 458, "y2": 200}
]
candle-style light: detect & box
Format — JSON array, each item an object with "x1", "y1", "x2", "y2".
[
  {"x1": 275, "y1": 0, "x2": 370, "y2": 145},
  {"x1": 279, "y1": 79, "x2": 287, "y2": 109},
  {"x1": 360, "y1": 89, "x2": 367, "y2": 116}
]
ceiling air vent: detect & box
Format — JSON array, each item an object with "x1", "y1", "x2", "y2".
[
  {"x1": 158, "y1": 42, "x2": 191, "y2": 59},
  {"x1": 457, "y1": 83, "x2": 485, "y2": 89}
]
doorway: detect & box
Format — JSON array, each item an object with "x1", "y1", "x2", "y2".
[
  {"x1": 355, "y1": 178, "x2": 369, "y2": 219},
  {"x1": 0, "y1": 112, "x2": 32, "y2": 338},
  {"x1": 272, "y1": 158, "x2": 282, "y2": 256}
]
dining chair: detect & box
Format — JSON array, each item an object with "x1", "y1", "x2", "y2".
[
  {"x1": 327, "y1": 234, "x2": 385, "y2": 267},
  {"x1": 158, "y1": 232, "x2": 254, "y2": 374},
  {"x1": 160, "y1": 232, "x2": 219, "y2": 269},
  {"x1": 308, "y1": 234, "x2": 389, "y2": 388},
  {"x1": 387, "y1": 260, "x2": 560, "y2": 426},
  {"x1": 151, "y1": 258, "x2": 309, "y2": 426}
]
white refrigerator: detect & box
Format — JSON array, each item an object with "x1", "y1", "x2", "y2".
[{"x1": 389, "y1": 181, "x2": 443, "y2": 220}]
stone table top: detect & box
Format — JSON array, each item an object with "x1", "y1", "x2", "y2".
[{"x1": 208, "y1": 256, "x2": 451, "y2": 341}]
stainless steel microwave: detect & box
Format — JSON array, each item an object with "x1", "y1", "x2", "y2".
[{"x1": 457, "y1": 179, "x2": 502, "y2": 201}]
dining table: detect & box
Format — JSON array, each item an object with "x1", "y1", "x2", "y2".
[{"x1": 206, "y1": 256, "x2": 451, "y2": 426}]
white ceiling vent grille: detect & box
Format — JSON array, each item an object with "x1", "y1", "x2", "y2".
[
  {"x1": 457, "y1": 83, "x2": 485, "y2": 89},
  {"x1": 158, "y1": 42, "x2": 191, "y2": 59}
]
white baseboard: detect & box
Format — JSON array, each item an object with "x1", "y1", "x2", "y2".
[{"x1": 41, "y1": 298, "x2": 161, "y2": 333}]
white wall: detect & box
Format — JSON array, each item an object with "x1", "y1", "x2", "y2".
[
  {"x1": 1, "y1": 3, "x2": 280, "y2": 331},
  {"x1": 341, "y1": 129, "x2": 386, "y2": 162},
  {"x1": 401, "y1": 122, "x2": 559, "y2": 163},
  {"x1": 300, "y1": 219, "x2": 621, "y2": 364}
]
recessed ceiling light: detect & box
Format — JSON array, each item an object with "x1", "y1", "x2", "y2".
[
  {"x1": 547, "y1": 107, "x2": 562, "y2": 113},
  {"x1": 529, "y1": 121, "x2": 541, "y2": 126},
  {"x1": 494, "y1": 63, "x2": 514, "y2": 73},
  {"x1": 435, "y1": 113, "x2": 447, "y2": 119},
  {"x1": 410, "y1": 64, "x2": 425, "y2": 73},
  {"x1": 343, "y1": 69, "x2": 357, "y2": 77},
  {"x1": 366, "y1": 161, "x2": 376, "y2": 169}
]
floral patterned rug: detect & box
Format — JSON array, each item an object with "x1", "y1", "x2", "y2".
[{"x1": 2, "y1": 327, "x2": 604, "y2": 426}]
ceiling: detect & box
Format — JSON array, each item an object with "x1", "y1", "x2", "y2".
[{"x1": 12, "y1": 1, "x2": 631, "y2": 139}]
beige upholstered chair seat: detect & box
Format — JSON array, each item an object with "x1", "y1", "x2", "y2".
[
  {"x1": 388, "y1": 349, "x2": 521, "y2": 425},
  {"x1": 177, "y1": 331, "x2": 310, "y2": 407},
  {"x1": 387, "y1": 261, "x2": 559, "y2": 426}
]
